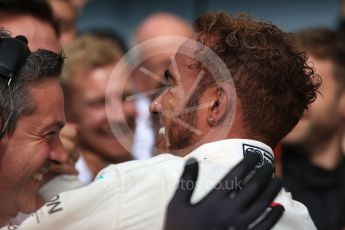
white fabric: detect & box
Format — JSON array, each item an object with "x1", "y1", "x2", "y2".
[
  {"x1": 75, "y1": 154, "x2": 94, "y2": 185},
  {"x1": 132, "y1": 96, "x2": 154, "y2": 159},
  {"x1": 1, "y1": 175, "x2": 84, "y2": 229},
  {"x1": 39, "y1": 175, "x2": 84, "y2": 201},
  {"x1": 18, "y1": 139, "x2": 316, "y2": 230}
]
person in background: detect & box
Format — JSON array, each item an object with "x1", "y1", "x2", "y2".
[
  {"x1": 71, "y1": 0, "x2": 88, "y2": 10},
  {"x1": 0, "y1": 0, "x2": 60, "y2": 52},
  {"x1": 132, "y1": 12, "x2": 193, "y2": 94},
  {"x1": 49, "y1": 0, "x2": 78, "y2": 47},
  {"x1": 131, "y1": 12, "x2": 194, "y2": 159},
  {"x1": 282, "y1": 28, "x2": 345, "y2": 230},
  {"x1": 61, "y1": 34, "x2": 136, "y2": 183}
]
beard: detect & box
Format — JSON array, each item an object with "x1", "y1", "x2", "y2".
[
  {"x1": 167, "y1": 110, "x2": 197, "y2": 151},
  {"x1": 166, "y1": 88, "x2": 202, "y2": 151},
  {"x1": 161, "y1": 78, "x2": 214, "y2": 152}
]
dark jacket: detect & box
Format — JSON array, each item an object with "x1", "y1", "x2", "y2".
[{"x1": 282, "y1": 145, "x2": 345, "y2": 230}]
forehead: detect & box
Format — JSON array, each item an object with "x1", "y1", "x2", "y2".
[
  {"x1": 74, "y1": 64, "x2": 133, "y2": 97},
  {"x1": 0, "y1": 14, "x2": 60, "y2": 52},
  {"x1": 169, "y1": 38, "x2": 200, "y2": 76},
  {"x1": 85, "y1": 65, "x2": 113, "y2": 88},
  {"x1": 141, "y1": 54, "x2": 171, "y2": 70},
  {"x1": 30, "y1": 78, "x2": 64, "y2": 111},
  {"x1": 176, "y1": 38, "x2": 198, "y2": 58},
  {"x1": 50, "y1": 0, "x2": 75, "y2": 20},
  {"x1": 309, "y1": 56, "x2": 333, "y2": 70},
  {"x1": 308, "y1": 56, "x2": 334, "y2": 80}
]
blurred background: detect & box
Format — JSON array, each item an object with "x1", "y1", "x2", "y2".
[{"x1": 77, "y1": 0, "x2": 344, "y2": 46}]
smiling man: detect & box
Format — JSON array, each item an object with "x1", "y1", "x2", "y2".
[
  {"x1": 61, "y1": 35, "x2": 136, "y2": 183},
  {"x1": 0, "y1": 0, "x2": 83, "y2": 205},
  {"x1": 0, "y1": 32, "x2": 67, "y2": 226},
  {"x1": 19, "y1": 12, "x2": 318, "y2": 229}
]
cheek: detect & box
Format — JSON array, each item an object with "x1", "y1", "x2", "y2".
[
  {"x1": 9, "y1": 141, "x2": 49, "y2": 177},
  {"x1": 162, "y1": 87, "x2": 185, "y2": 111},
  {"x1": 310, "y1": 93, "x2": 337, "y2": 116},
  {"x1": 81, "y1": 108, "x2": 107, "y2": 128},
  {"x1": 123, "y1": 102, "x2": 136, "y2": 120},
  {"x1": 27, "y1": 141, "x2": 50, "y2": 165}
]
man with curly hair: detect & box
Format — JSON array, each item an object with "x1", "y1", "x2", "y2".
[{"x1": 19, "y1": 12, "x2": 318, "y2": 229}]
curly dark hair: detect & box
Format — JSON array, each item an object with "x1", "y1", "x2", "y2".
[{"x1": 192, "y1": 12, "x2": 321, "y2": 147}]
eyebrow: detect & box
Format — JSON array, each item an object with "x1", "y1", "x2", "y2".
[
  {"x1": 55, "y1": 121, "x2": 65, "y2": 130},
  {"x1": 40, "y1": 121, "x2": 65, "y2": 133}
]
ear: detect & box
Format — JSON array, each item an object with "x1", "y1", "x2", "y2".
[{"x1": 207, "y1": 84, "x2": 232, "y2": 127}]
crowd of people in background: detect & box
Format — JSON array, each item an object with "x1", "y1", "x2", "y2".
[{"x1": 0, "y1": 0, "x2": 345, "y2": 229}]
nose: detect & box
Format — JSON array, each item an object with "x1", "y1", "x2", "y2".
[{"x1": 49, "y1": 137, "x2": 69, "y2": 164}]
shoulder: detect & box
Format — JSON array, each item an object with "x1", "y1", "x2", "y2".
[
  {"x1": 273, "y1": 188, "x2": 317, "y2": 230},
  {"x1": 100, "y1": 153, "x2": 184, "y2": 180}
]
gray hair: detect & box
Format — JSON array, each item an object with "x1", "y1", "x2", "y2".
[{"x1": 0, "y1": 31, "x2": 64, "y2": 134}]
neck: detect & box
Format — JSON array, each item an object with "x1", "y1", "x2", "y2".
[
  {"x1": 305, "y1": 129, "x2": 344, "y2": 170},
  {"x1": 81, "y1": 149, "x2": 110, "y2": 177},
  {"x1": 294, "y1": 128, "x2": 344, "y2": 170}
]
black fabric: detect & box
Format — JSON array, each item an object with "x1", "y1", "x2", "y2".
[{"x1": 282, "y1": 145, "x2": 345, "y2": 230}]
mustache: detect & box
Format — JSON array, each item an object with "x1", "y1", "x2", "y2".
[{"x1": 151, "y1": 112, "x2": 166, "y2": 132}]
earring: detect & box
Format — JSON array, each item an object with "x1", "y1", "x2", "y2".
[{"x1": 208, "y1": 117, "x2": 216, "y2": 126}]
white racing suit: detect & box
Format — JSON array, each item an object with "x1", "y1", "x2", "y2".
[{"x1": 7, "y1": 139, "x2": 316, "y2": 230}]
